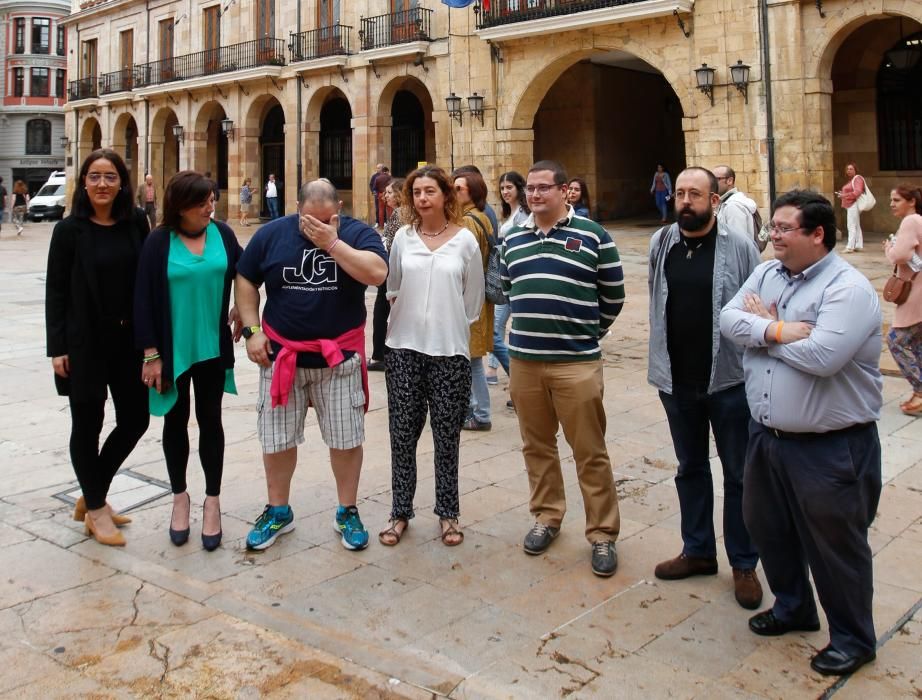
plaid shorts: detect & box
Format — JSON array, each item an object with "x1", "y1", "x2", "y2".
[{"x1": 257, "y1": 353, "x2": 365, "y2": 453}]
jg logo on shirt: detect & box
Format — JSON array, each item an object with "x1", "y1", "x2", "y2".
[{"x1": 283, "y1": 249, "x2": 338, "y2": 289}]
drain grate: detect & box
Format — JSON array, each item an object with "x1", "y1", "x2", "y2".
[{"x1": 54, "y1": 469, "x2": 172, "y2": 513}]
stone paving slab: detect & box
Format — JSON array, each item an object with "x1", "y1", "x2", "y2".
[{"x1": 0, "y1": 220, "x2": 918, "y2": 698}]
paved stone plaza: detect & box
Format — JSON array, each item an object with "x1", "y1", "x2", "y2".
[{"x1": 0, "y1": 219, "x2": 919, "y2": 698}]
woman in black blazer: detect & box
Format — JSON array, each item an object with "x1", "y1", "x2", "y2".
[{"x1": 45, "y1": 149, "x2": 151, "y2": 546}]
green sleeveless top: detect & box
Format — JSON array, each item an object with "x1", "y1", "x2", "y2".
[{"x1": 148, "y1": 223, "x2": 237, "y2": 416}]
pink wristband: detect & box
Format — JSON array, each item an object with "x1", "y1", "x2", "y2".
[{"x1": 326, "y1": 238, "x2": 341, "y2": 254}]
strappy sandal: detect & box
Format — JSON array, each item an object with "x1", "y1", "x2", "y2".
[
  {"x1": 439, "y1": 518, "x2": 464, "y2": 547},
  {"x1": 899, "y1": 392, "x2": 922, "y2": 412},
  {"x1": 378, "y1": 518, "x2": 408, "y2": 546},
  {"x1": 902, "y1": 393, "x2": 922, "y2": 417}
]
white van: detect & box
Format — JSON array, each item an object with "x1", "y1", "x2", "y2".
[{"x1": 28, "y1": 175, "x2": 67, "y2": 221}]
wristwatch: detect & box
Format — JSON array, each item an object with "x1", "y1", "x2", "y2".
[{"x1": 241, "y1": 325, "x2": 261, "y2": 340}]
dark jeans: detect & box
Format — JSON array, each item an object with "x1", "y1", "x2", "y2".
[
  {"x1": 658, "y1": 382, "x2": 758, "y2": 569},
  {"x1": 267, "y1": 197, "x2": 279, "y2": 219},
  {"x1": 69, "y1": 328, "x2": 150, "y2": 510},
  {"x1": 743, "y1": 420, "x2": 881, "y2": 657},
  {"x1": 371, "y1": 284, "x2": 390, "y2": 361},
  {"x1": 163, "y1": 358, "x2": 226, "y2": 496}
]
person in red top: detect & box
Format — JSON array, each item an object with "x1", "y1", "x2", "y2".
[{"x1": 835, "y1": 162, "x2": 866, "y2": 253}]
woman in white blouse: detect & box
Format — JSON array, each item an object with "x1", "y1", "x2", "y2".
[{"x1": 379, "y1": 165, "x2": 485, "y2": 547}]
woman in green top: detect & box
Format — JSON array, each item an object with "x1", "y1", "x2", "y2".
[{"x1": 135, "y1": 171, "x2": 243, "y2": 551}]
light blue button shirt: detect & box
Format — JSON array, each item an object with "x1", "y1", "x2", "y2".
[{"x1": 719, "y1": 252, "x2": 882, "y2": 433}]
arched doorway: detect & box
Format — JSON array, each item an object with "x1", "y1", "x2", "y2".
[
  {"x1": 194, "y1": 101, "x2": 229, "y2": 218},
  {"x1": 829, "y1": 16, "x2": 922, "y2": 233},
  {"x1": 320, "y1": 94, "x2": 352, "y2": 192},
  {"x1": 391, "y1": 90, "x2": 425, "y2": 179},
  {"x1": 532, "y1": 53, "x2": 685, "y2": 220},
  {"x1": 78, "y1": 117, "x2": 102, "y2": 165},
  {"x1": 260, "y1": 103, "x2": 285, "y2": 217},
  {"x1": 149, "y1": 107, "x2": 181, "y2": 193},
  {"x1": 112, "y1": 113, "x2": 139, "y2": 190}
]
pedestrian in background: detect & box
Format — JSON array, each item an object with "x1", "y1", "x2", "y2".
[
  {"x1": 453, "y1": 168, "x2": 495, "y2": 432},
  {"x1": 380, "y1": 165, "x2": 483, "y2": 547},
  {"x1": 651, "y1": 164, "x2": 673, "y2": 224},
  {"x1": 567, "y1": 177, "x2": 591, "y2": 219},
  {"x1": 135, "y1": 170, "x2": 243, "y2": 551},
  {"x1": 0, "y1": 176, "x2": 8, "y2": 233},
  {"x1": 239, "y1": 178, "x2": 253, "y2": 227},
  {"x1": 265, "y1": 173, "x2": 279, "y2": 219},
  {"x1": 369, "y1": 163, "x2": 384, "y2": 227},
  {"x1": 137, "y1": 173, "x2": 157, "y2": 229},
  {"x1": 369, "y1": 177, "x2": 405, "y2": 371},
  {"x1": 12, "y1": 180, "x2": 29, "y2": 235},
  {"x1": 883, "y1": 184, "x2": 922, "y2": 416},
  {"x1": 375, "y1": 166, "x2": 392, "y2": 231},
  {"x1": 45, "y1": 148, "x2": 151, "y2": 547},
  {"x1": 835, "y1": 162, "x2": 866, "y2": 253}
]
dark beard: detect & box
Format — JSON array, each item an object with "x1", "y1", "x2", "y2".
[{"x1": 678, "y1": 207, "x2": 712, "y2": 232}]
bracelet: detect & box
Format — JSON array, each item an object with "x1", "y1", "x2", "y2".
[
  {"x1": 143, "y1": 353, "x2": 161, "y2": 363},
  {"x1": 774, "y1": 321, "x2": 784, "y2": 344},
  {"x1": 326, "y1": 238, "x2": 341, "y2": 254}
]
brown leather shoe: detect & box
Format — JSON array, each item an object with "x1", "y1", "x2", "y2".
[
  {"x1": 733, "y1": 568, "x2": 763, "y2": 609},
  {"x1": 654, "y1": 553, "x2": 718, "y2": 580}
]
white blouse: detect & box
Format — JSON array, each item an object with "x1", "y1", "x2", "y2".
[{"x1": 385, "y1": 224, "x2": 485, "y2": 358}]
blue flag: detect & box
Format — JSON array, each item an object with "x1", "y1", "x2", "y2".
[{"x1": 441, "y1": 0, "x2": 476, "y2": 7}]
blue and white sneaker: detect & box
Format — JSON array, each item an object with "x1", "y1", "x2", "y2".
[
  {"x1": 246, "y1": 504, "x2": 295, "y2": 551},
  {"x1": 334, "y1": 505, "x2": 369, "y2": 551}
]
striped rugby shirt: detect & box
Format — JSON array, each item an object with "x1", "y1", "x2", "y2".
[{"x1": 500, "y1": 207, "x2": 625, "y2": 362}]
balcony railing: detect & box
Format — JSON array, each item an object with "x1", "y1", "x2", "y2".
[
  {"x1": 475, "y1": 0, "x2": 651, "y2": 29},
  {"x1": 358, "y1": 8, "x2": 432, "y2": 51},
  {"x1": 290, "y1": 24, "x2": 352, "y2": 62},
  {"x1": 100, "y1": 68, "x2": 133, "y2": 94},
  {"x1": 132, "y1": 37, "x2": 286, "y2": 88},
  {"x1": 68, "y1": 76, "x2": 98, "y2": 100}
]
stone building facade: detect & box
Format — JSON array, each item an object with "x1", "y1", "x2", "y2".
[
  {"x1": 60, "y1": 0, "x2": 921, "y2": 230},
  {"x1": 1, "y1": 0, "x2": 69, "y2": 196}
]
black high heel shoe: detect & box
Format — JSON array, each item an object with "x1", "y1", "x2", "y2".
[
  {"x1": 201, "y1": 497, "x2": 222, "y2": 552},
  {"x1": 169, "y1": 492, "x2": 191, "y2": 546}
]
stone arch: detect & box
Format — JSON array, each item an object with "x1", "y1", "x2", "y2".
[
  {"x1": 810, "y1": 3, "x2": 922, "y2": 81},
  {"x1": 374, "y1": 76, "x2": 435, "y2": 179},
  {"x1": 149, "y1": 106, "x2": 180, "y2": 191},
  {"x1": 192, "y1": 100, "x2": 230, "y2": 215},
  {"x1": 78, "y1": 117, "x2": 102, "y2": 164},
  {"x1": 508, "y1": 44, "x2": 690, "y2": 131},
  {"x1": 243, "y1": 95, "x2": 287, "y2": 217},
  {"x1": 111, "y1": 111, "x2": 141, "y2": 189}
]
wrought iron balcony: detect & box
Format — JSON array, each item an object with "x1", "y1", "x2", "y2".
[
  {"x1": 358, "y1": 7, "x2": 432, "y2": 51},
  {"x1": 475, "y1": 0, "x2": 654, "y2": 29},
  {"x1": 132, "y1": 37, "x2": 286, "y2": 88},
  {"x1": 100, "y1": 68, "x2": 133, "y2": 94},
  {"x1": 290, "y1": 24, "x2": 352, "y2": 62},
  {"x1": 68, "y1": 76, "x2": 98, "y2": 100}
]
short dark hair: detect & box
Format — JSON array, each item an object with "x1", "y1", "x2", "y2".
[
  {"x1": 161, "y1": 171, "x2": 215, "y2": 231},
  {"x1": 453, "y1": 169, "x2": 487, "y2": 210},
  {"x1": 498, "y1": 171, "x2": 528, "y2": 219},
  {"x1": 715, "y1": 165, "x2": 736, "y2": 181},
  {"x1": 71, "y1": 148, "x2": 135, "y2": 221},
  {"x1": 454, "y1": 164, "x2": 483, "y2": 176},
  {"x1": 893, "y1": 183, "x2": 922, "y2": 216},
  {"x1": 772, "y1": 189, "x2": 837, "y2": 251},
  {"x1": 529, "y1": 160, "x2": 568, "y2": 185},
  {"x1": 678, "y1": 167, "x2": 719, "y2": 196}
]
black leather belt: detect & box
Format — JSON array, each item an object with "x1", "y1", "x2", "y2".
[{"x1": 764, "y1": 422, "x2": 872, "y2": 440}]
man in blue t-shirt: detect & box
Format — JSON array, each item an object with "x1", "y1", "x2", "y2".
[{"x1": 236, "y1": 179, "x2": 387, "y2": 552}]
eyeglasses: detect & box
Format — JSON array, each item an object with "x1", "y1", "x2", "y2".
[
  {"x1": 715, "y1": 176, "x2": 730, "y2": 181},
  {"x1": 86, "y1": 172, "x2": 120, "y2": 185},
  {"x1": 767, "y1": 224, "x2": 806, "y2": 235},
  {"x1": 525, "y1": 184, "x2": 562, "y2": 196}
]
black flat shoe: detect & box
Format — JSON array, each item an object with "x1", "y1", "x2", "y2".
[
  {"x1": 810, "y1": 645, "x2": 876, "y2": 676},
  {"x1": 367, "y1": 360, "x2": 385, "y2": 371},
  {"x1": 169, "y1": 492, "x2": 191, "y2": 546},
  {"x1": 748, "y1": 609, "x2": 820, "y2": 636}
]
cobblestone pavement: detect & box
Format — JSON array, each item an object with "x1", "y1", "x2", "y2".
[{"x1": 0, "y1": 218, "x2": 919, "y2": 698}]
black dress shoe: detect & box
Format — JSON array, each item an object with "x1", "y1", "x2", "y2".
[
  {"x1": 748, "y1": 609, "x2": 820, "y2": 636},
  {"x1": 810, "y1": 645, "x2": 876, "y2": 676},
  {"x1": 367, "y1": 360, "x2": 385, "y2": 371}
]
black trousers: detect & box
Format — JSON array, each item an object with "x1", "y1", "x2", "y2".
[
  {"x1": 371, "y1": 283, "x2": 390, "y2": 362},
  {"x1": 743, "y1": 420, "x2": 881, "y2": 657},
  {"x1": 69, "y1": 329, "x2": 150, "y2": 510},
  {"x1": 385, "y1": 349, "x2": 471, "y2": 520},
  {"x1": 162, "y1": 358, "x2": 226, "y2": 496}
]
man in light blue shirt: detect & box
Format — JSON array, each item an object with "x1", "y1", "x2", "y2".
[{"x1": 720, "y1": 190, "x2": 882, "y2": 677}]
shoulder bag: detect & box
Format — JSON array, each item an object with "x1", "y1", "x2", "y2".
[
  {"x1": 883, "y1": 266, "x2": 918, "y2": 305},
  {"x1": 854, "y1": 176, "x2": 876, "y2": 212}
]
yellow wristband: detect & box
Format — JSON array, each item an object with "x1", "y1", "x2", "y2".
[{"x1": 775, "y1": 320, "x2": 784, "y2": 344}]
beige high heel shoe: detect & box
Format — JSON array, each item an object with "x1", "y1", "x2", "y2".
[
  {"x1": 73, "y1": 496, "x2": 132, "y2": 526},
  {"x1": 84, "y1": 514, "x2": 126, "y2": 546}
]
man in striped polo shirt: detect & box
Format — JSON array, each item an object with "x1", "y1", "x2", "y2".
[{"x1": 501, "y1": 160, "x2": 625, "y2": 577}]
